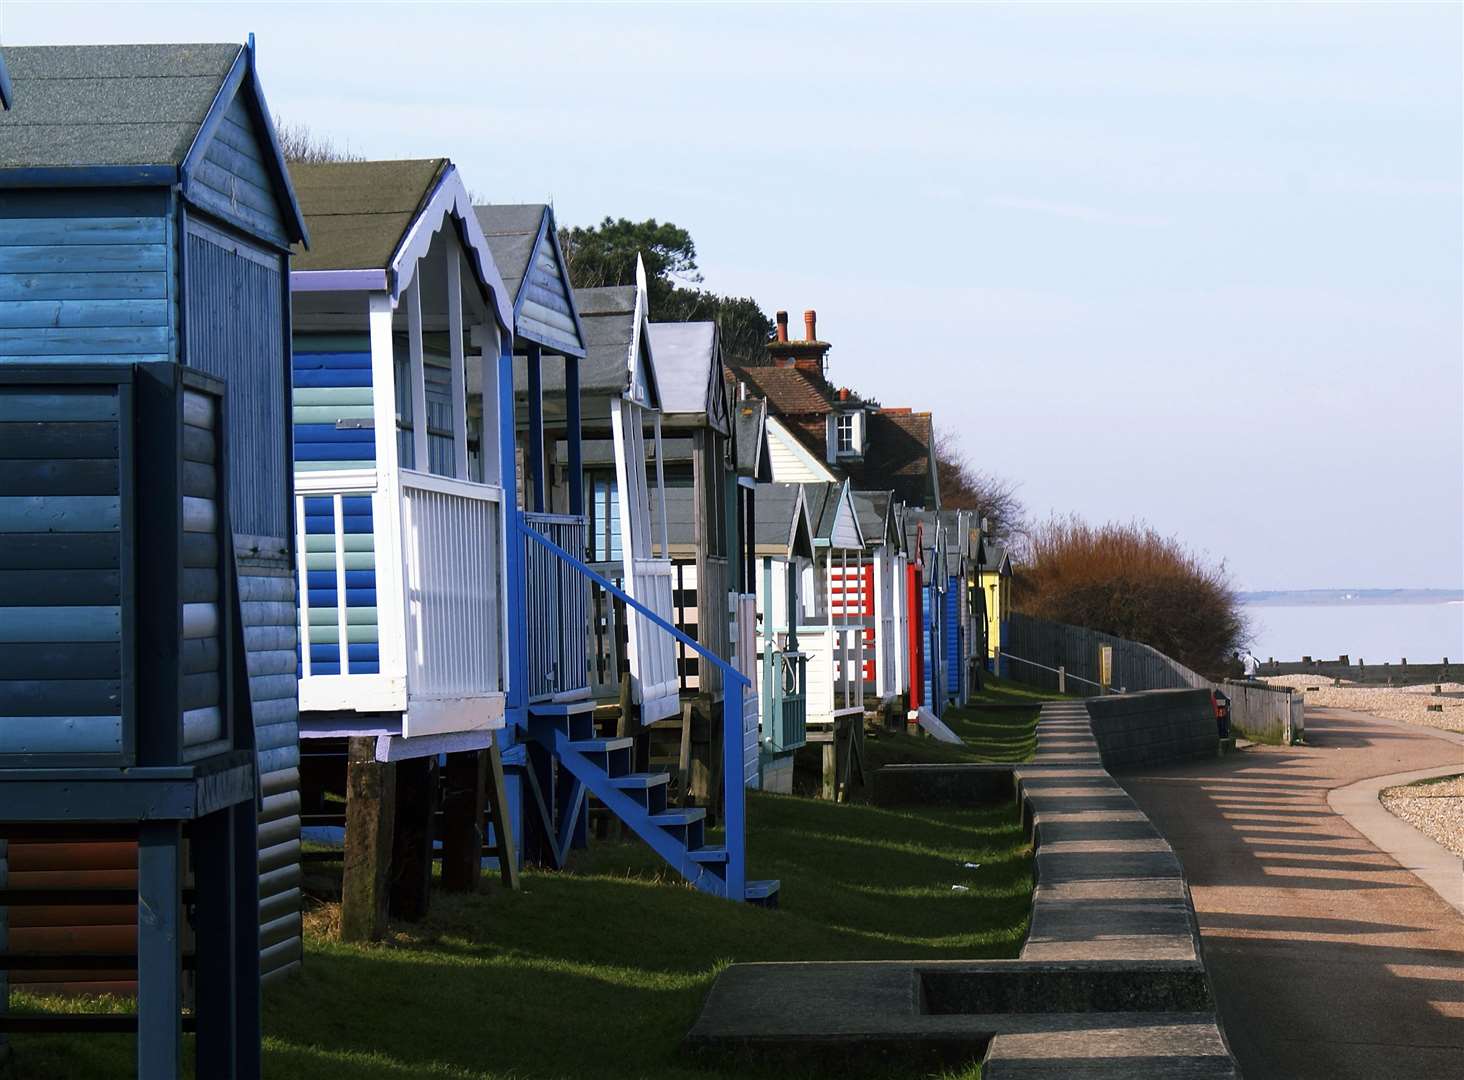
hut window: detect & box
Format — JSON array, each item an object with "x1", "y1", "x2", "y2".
[
  {"x1": 587, "y1": 471, "x2": 622, "y2": 563},
  {"x1": 394, "y1": 349, "x2": 415, "y2": 470},
  {"x1": 423, "y1": 356, "x2": 456, "y2": 477}
]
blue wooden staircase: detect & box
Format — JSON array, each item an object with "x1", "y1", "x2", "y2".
[{"x1": 510, "y1": 526, "x2": 778, "y2": 906}]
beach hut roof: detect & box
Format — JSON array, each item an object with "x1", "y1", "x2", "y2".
[
  {"x1": 0, "y1": 41, "x2": 306, "y2": 245},
  {"x1": 646, "y1": 322, "x2": 730, "y2": 434},
  {"x1": 474, "y1": 203, "x2": 586, "y2": 357},
  {"x1": 753, "y1": 483, "x2": 815, "y2": 558},
  {"x1": 289, "y1": 158, "x2": 511, "y2": 332}
]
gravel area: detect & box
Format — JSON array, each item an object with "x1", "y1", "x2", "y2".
[
  {"x1": 1380, "y1": 775, "x2": 1464, "y2": 858},
  {"x1": 1260, "y1": 674, "x2": 1464, "y2": 733}
]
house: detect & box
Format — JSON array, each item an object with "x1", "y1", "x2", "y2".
[
  {"x1": 0, "y1": 38, "x2": 309, "y2": 1068},
  {"x1": 733, "y1": 309, "x2": 939, "y2": 510},
  {"x1": 288, "y1": 157, "x2": 519, "y2": 933}
]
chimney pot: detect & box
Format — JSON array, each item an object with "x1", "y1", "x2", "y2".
[
  {"x1": 775, "y1": 310, "x2": 789, "y2": 343},
  {"x1": 804, "y1": 310, "x2": 817, "y2": 341},
  {"x1": 838, "y1": 387, "x2": 849, "y2": 401}
]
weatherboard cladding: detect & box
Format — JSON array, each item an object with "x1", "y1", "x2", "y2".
[
  {"x1": 0, "y1": 382, "x2": 127, "y2": 759},
  {"x1": 474, "y1": 204, "x2": 584, "y2": 357},
  {"x1": 188, "y1": 87, "x2": 291, "y2": 250},
  {"x1": 0, "y1": 188, "x2": 174, "y2": 364}
]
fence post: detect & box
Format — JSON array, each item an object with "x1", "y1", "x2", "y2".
[
  {"x1": 1058, "y1": 665, "x2": 1066, "y2": 694},
  {"x1": 723, "y1": 679, "x2": 746, "y2": 901}
]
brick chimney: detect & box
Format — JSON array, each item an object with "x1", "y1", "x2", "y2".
[{"x1": 764, "y1": 305, "x2": 832, "y2": 371}]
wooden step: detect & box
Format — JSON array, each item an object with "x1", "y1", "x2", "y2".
[
  {"x1": 567, "y1": 737, "x2": 634, "y2": 756},
  {"x1": 688, "y1": 846, "x2": 730, "y2": 864},
  {"x1": 609, "y1": 772, "x2": 670, "y2": 792},
  {"x1": 744, "y1": 879, "x2": 780, "y2": 907},
  {"x1": 0, "y1": 1013, "x2": 199, "y2": 1034},
  {"x1": 649, "y1": 808, "x2": 705, "y2": 828},
  {"x1": 527, "y1": 699, "x2": 596, "y2": 717}
]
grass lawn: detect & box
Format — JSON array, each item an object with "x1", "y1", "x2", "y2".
[{"x1": 5, "y1": 681, "x2": 1051, "y2": 1080}]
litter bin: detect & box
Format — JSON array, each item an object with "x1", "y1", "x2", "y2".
[{"x1": 1212, "y1": 688, "x2": 1231, "y2": 738}]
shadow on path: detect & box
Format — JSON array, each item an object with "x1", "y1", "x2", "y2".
[{"x1": 1118, "y1": 708, "x2": 1464, "y2": 1080}]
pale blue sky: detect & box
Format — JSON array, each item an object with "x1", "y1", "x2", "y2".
[{"x1": 6, "y1": 2, "x2": 1460, "y2": 590}]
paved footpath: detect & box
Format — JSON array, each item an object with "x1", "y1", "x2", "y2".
[{"x1": 1121, "y1": 706, "x2": 1464, "y2": 1080}]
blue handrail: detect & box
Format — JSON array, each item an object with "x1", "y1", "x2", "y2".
[
  {"x1": 520, "y1": 524, "x2": 750, "y2": 689},
  {"x1": 520, "y1": 520, "x2": 749, "y2": 899}
]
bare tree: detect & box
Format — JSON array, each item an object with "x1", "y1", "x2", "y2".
[
  {"x1": 274, "y1": 117, "x2": 363, "y2": 164},
  {"x1": 935, "y1": 429, "x2": 1026, "y2": 541}
]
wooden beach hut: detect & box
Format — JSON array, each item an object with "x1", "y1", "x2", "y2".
[
  {"x1": 939, "y1": 509, "x2": 976, "y2": 706},
  {"x1": 287, "y1": 157, "x2": 518, "y2": 933},
  {"x1": 0, "y1": 37, "x2": 308, "y2": 1066},
  {"x1": 850, "y1": 489, "x2": 906, "y2": 712},
  {"x1": 904, "y1": 507, "x2": 946, "y2": 718},
  {"x1": 979, "y1": 530, "x2": 1014, "y2": 676},
  {"x1": 750, "y1": 482, "x2": 815, "y2": 793}
]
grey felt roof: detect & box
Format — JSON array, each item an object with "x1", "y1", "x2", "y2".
[
  {"x1": 754, "y1": 483, "x2": 813, "y2": 557},
  {"x1": 575, "y1": 286, "x2": 641, "y2": 393},
  {"x1": 982, "y1": 543, "x2": 1012, "y2": 573},
  {"x1": 733, "y1": 397, "x2": 770, "y2": 480},
  {"x1": 474, "y1": 203, "x2": 547, "y2": 307},
  {"x1": 646, "y1": 322, "x2": 717, "y2": 416},
  {"x1": 852, "y1": 490, "x2": 895, "y2": 549},
  {"x1": 0, "y1": 43, "x2": 240, "y2": 168},
  {"x1": 800, "y1": 482, "x2": 843, "y2": 543},
  {"x1": 289, "y1": 158, "x2": 446, "y2": 271},
  {"x1": 940, "y1": 510, "x2": 970, "y2": 559}
]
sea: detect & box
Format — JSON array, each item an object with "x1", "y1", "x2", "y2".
[{"x1": 1241, "y1": 601, "x2": 1464, "y2": 666}]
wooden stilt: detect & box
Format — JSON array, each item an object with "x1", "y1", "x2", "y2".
[
  {"x1": 677, "y1": 700, "x2": 694, "y2": 806},
  {"x1": 484, "y1": 741, "x2": 520, "y2": 891},
  {"x1": 341, "y1": 736, "x2": 395, "y2": 942},
  {"x1": 390, "y1": 755, "x2": 438, "y2": 921},
  {"x1": 821, "y1": 739, "x2": 836, "y2": 802},
  {"x1": 440, "y1": 751, "x2": 487, "y2": 893},
  {"x1": 137, "y1": 822, "x2": 182, "y2": 1078}
]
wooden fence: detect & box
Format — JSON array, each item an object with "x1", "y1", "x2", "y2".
[{"x1": 1005, "y1": 612, "x2": 1303, "y2": 744}]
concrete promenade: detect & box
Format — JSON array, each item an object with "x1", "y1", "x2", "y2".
[{"x1": 1121, "y1": 706, "x2": 1464, "y2": 1080}]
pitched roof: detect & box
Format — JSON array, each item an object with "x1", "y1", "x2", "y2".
[
  {"x1": 733, "y1": 397, "x2": 772, "y2": 480},
  {"x1": 851, "y1": 490, "x2": 895, "y2": 550},
  {"x1": 646, "y1": 322, "x2": 727, "y2": 431},
  {"x1": 858, "y1": 410, "x2": 937, "y2": 509},
  {"x1": 289, "y1": 158, "x2": 447, "y2": 271},
  {"x1": 473, "y1": 203, "x2": 546, "y2": 300},
  {"x1": 735, "y1": 364, "x2": 834, "y2": 416},
  {"x1": 753, "y1": 483, "x2": 814, "y2": 557},
  {"x1": 0, "y1": 43, "x2": 241, "y2": 168},
  {"x1": 577, "y1": 285, "x2": 641, "y2": 393}
]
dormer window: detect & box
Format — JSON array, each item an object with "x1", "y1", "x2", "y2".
[{"x1": 828, "y1": 409, "x2": 863, "y2": 461}]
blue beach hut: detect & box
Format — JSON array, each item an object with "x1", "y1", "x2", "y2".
[{"x1": 0, "y1": 38, "x2": 308, "y2": 1070}]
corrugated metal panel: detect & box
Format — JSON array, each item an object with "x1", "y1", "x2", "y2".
[
  {"x1": 184, "y1": 219, "x2": 300, "y2": 980},
  {"x1": 184, "y1": 219, "x2": 288, "y2": 544}
]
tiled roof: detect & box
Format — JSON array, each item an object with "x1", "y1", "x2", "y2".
[{"x1": 734, "y1": 364, "x2": 833, "y2": 416}]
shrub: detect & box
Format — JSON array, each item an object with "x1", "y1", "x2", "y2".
[{"x1": 1013, "y1": 516, "x2": 1247, "y2": 678}]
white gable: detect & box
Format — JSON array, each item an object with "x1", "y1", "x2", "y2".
[{"x1": 766, "y1": 416, "x2": 836, "y2": 484}]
